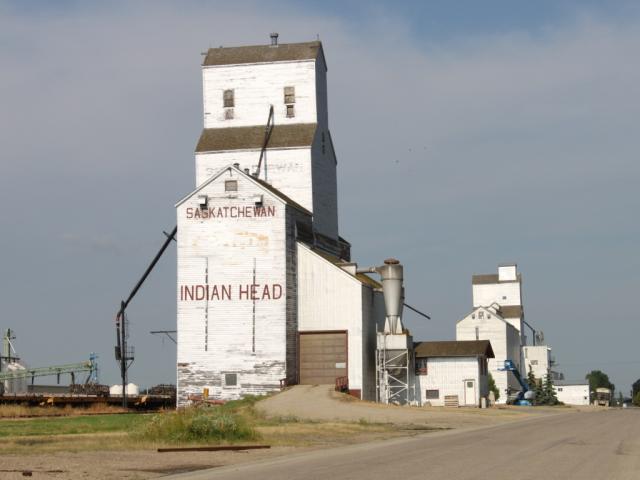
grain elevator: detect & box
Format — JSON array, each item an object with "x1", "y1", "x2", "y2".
[{"x1": 176, "y1": 36, "x2": 416, "y2": 406}]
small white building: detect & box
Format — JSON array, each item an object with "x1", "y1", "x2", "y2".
[
  {"x1": 523, "y1": 345, "x2": 551, "y2": 379},
  {"x1": 415, "y1": 340, "x2": 494, "y2": 407},
  {"x1": 456, "y1": 305, "x2": 521, "y2": 403},
  {"x1": 554, "y1": 383, "x2": 590, "y2": 405}
]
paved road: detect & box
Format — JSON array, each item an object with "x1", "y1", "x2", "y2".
[{"x1": 169, "y1": 409, "x2": 640, "y2": 480}]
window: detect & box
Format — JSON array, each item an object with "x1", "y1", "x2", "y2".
[
  {"x1": 530, "y1": 360, "x2": 538, "y2": 365},
  {"x1": 224, "y1": 373, "x2": 237, "y2": 387},
  {"x1": 416, "y1": 358, "x2": 428, "y2": 375},
  {"x1": 224, "y1": 108, "x2": 234, "y2": 120},
  {"x1": 478, "y1": 311, "x2": 484, "y2": 319},
  {"x1": 225, "y1": 180, "x2": 238, "y2": 192},
  {"x1": 284, "y1": 86, "x2": 295, "y2": 104},
  {"x1": 558, "y1": 387, "x2": 563, "y2": 392},
  {"x1": 467, "y1": 381, "x2": 474, "y2": 388},
  {"x1": 284, "y1": 86, "x2": 295, "y2": 118},
  {"x1": 502, "y1": 296, "x2": 507, "y2": 300},
  {"x1": 475, "y1": 327, "x2": 479, "y2": 340},
  {"x1": 426, "y1": 389, "x2": 439, "y2": 399},
  {"x1": 223, "y1": 89, "x2": 234, "y2": 108}
]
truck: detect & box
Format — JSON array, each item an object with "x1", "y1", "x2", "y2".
[{"x1": 594, "y1": 387, "x2": 612, "y2": 406}]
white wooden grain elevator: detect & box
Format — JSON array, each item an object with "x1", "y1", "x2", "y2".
[{"x1": 176, "y1": 36, "x2": 411, "y2": 405}]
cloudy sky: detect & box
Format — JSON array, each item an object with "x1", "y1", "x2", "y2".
[{"x1": 1, "y1": 0, "x2": 639, "y2": 394}]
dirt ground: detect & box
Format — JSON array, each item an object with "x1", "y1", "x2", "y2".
[
  {"x1": 256, "y1": 385, "x2": 544, "y2": 428},
  {"x1": 0, "y1": 386, "x2": 571, "y2": 479}
]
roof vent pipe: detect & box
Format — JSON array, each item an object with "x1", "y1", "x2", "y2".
[{"x1": 270, "y1": 32, "x2": 279, "y2": 46}]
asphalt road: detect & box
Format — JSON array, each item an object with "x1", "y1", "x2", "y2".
[{"x1": 169, "y1": 409, "x2": 640, "y2": 480}]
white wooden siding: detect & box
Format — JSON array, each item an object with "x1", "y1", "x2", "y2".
[
  {"x1": 472, "y1": 282, "x2": 522, "y2": 310},
  {"x1": 296, "y1": 243, "x2": 382, "y2": 399},
  {"x1": 310, "y1": 128, "x2": 339, "y2": 240},
  {"x1": 554, "y1": 384, "x2": 590, "y2": 405},
  {"x1": 523, "y1": 345, "x2": 551, "y2": 379},
  {"x1": 456, "y1": 310, "x2": 521, "y2": 403},
  {"x1": 176, "y1": 168, "x2": 304, "y2": 405},
  {"x1": 416, "y1": 357, "x2": 484, "y2": 407},
  {"x1": 196, "y1": 148, "x2": 314, "y2": 211},
  {"x1": 202, "y1": 61, "x2": 318, "y2": 128}
]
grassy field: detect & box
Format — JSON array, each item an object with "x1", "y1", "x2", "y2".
[
  {"x1": 0, "y1": 413, "x2": 149, "y2": 437},
  {"x1": 0, "y1": 397, "x2": 402, "y2": 455}
]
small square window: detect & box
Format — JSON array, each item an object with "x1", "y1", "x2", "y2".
[
  {"x1": 531, "y1": 360, "x2": 538, "y2": 365},
  {"x1": 224, "y1": 373, "x2": 237, "y2": 387},
  {"x1": 426, "y1": 389, "x2": 439, "y2": 399},
  {"x1": 223, "y1": 89, "x2": 234, "y2": 108},
  {"x1": 478, "y1": 311, "x2": 484, "y2": 319},
  {"x1": 284, "y1": 86, "x2": 295, "y2": 104},
  {"x1": 286, "y1": 104, "x2": 295, "y2": 118},
  {"x1": 225, "y1": 180, "x2": 238, "y2": 192}
]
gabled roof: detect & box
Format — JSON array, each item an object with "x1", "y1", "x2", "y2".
[
  {"x1": 196, "y1": 124, "x2": 317, "y2": 153},
  {"x1": 472, "y1": 273, "x2": 522, "y2": 285},
  {"x1": 203, "y1": 41, "x2": 322, "y2": 67},
  {"x1": 175, "y1": 164, "x2": 311, "y2": 216},
  {"x1": 414, "y1": 340, "x2": 495, "y2": 359}
]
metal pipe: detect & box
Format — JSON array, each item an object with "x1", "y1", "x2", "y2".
[
  {"x1": 403, "y1": 303, "x2": 431, "y2": 320},
  {"x1": 522, "y1": 319, "x2": 536, "y2": 345}
]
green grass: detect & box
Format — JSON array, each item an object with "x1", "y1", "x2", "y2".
[{"x1": 0, "y1": 414, "x2": 150, "y2": 437}]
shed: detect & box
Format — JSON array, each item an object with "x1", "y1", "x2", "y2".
[{"x1": 414, "y1": 340, "x2": 494, "y2": 407}]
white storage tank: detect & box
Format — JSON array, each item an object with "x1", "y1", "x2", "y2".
[
  {"x1": 2, "y1": 362, "x2": 28, "y2": 395},
  {"x1": 109, "y1": 383, "x2": 139, "y2": 396}
]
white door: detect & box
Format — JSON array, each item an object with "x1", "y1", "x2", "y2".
[{"x1": 464, "y1": 379, "x2": 476, "y2": 406}]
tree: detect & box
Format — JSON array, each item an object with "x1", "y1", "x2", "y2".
[
  {"x1": 488, "y1": 373, "x2": 500, "y2": 402},
  {"x1": 632, "y1": 378, "x2": 640, "y2": 398},
  {"x1": 538, "y1": 370, "x2": 559, "y2": 406},
  {"x1": 585, "y1": 370, "x2": 615, "y2": 398}
]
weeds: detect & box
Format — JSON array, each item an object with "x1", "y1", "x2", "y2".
[{"x1": 133, "y1": 406, "x2": 259, "y2": 444}]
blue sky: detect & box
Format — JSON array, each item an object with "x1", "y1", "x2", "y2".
[{"x1": 1, "y1": 0, "x2": 639, "y2": 394}]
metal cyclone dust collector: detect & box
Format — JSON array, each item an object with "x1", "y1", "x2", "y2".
[{"x1": 378, "y1": 258, "x2": 405, "y2": 334}]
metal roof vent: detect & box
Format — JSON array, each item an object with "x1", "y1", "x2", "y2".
[{"x1": 270, "y1": 32, "x2": 279, "y2": 46}]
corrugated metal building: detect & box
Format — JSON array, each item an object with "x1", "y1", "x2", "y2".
[{"x1": 176, "y1": 38, "x2": 385, "y2": 405}]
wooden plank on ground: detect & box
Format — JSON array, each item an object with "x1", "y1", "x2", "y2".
[{"x1": 157, "y1": 445, "x2": 271, "y2": 453}]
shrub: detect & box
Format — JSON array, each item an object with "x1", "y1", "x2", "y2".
[{"x1": 134, "y1": 406, "x2": 258, "y2": 444}]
